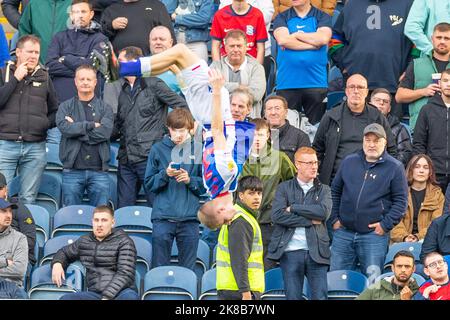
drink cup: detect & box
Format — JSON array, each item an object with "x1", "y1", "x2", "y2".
[{"x1": 432, "y1": 73, "x2": 441, "y2": 85}]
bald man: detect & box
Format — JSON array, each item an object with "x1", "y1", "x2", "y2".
[
  {"x1": 313, "y1": 74, "x2": 397, "y2": 185},
  {"x1": 149, "y1": 25, "x2": 181, "y2": 94}
]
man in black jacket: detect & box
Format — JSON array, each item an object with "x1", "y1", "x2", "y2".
[
  {"x1": 413, "y1": 68, "x2": 450, "y2": 193},
  {"x1": 313, "y1": 74, "x2": 397, "y2": 185},
  {"x1": 420, "y1": 215, "x2": 450, "y2": 263},
  {"x1": 100, "y1": 0, "x2": 174, "y2": 55},
  {"x1": 113, "y1": 46, "x2": 188, "y2": 208},
  {"x1": 268, "y1": 146, "x2": 331, "y2": 300},
  {"x1": 51, "y1": 205, "x2": 138, "y2": 300},
  {"x1": 264, "y1": 95, "x2": 311, "y2": 163},
  {"x1": 370, "y1": 88, "x2": 412, "y2": 167},
  {"x1": 0, "y1": 35, "x2": 58, "y2": 204},
  {"x1": 0, "y1": 173, "x2": 36, "y2": 266},
  {"x1": 56, "y1": 64, "x2": 114, "y2": 207}
]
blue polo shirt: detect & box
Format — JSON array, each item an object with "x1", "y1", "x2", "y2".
[{"x1": 273, "y1": 7, "x2": 331, "y2": 90}]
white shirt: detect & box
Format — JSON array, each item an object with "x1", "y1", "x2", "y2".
[{"x1": 284, "y1": 179, "x2": 314, "y2": 252}]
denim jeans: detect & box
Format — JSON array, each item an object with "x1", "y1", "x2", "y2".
[
  {"x1": 151, "y1": 219, "x2": 199, "y2": 270},
  {"x1": 117, "y1": 161, "x2": 153, "y2": 208},
  {"x1": 0, "y1": 140, "x2": 46, "y2": 203},
  {"x1": 0, "y1": 279, "x2": 29, "y2": 299},
  {"x1": 46, "y1": 127, "x2": 62, "y2": 144},
  {"x1": 62, "y1": 169, "x2": 110, "y2": 206},
  {"x1": 330, "y1": 227, "x2": 389, "y2": 278},
  {"x1": 59, "y1": 288, "x2": 139, "y2": 300},
  {"x1": 280, "y1": 249, "x2": 328, "y2": 300}
]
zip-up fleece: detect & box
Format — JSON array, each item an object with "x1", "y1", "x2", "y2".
[
  {"x1": 0, "y1": 226, "x2": 28, "y2": 287},
  {"x1": 330, "y1": 150, "x2": 408, "y2": 234}
]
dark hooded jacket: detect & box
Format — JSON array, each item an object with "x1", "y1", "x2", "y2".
[{"x1": 46, "y1": 21, "x2": 108, "y2": 102}]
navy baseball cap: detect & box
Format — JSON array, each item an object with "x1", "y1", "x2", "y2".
[{"x1": 0, "y1": 198, "x2": 17, "y2": 210}]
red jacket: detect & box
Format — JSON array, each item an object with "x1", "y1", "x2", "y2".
[{"x1": 419, "y1": 281, "x2": 450, "y2": 300}]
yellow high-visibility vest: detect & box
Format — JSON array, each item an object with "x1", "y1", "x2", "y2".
[{"x1": 216, "y1": 204, "x2": 265, "y2": 293}]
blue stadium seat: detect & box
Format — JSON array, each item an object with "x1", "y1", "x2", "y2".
[
  {"x1": 26, "y1": 204, "x2": 50, "y2": 253},
  {"x1": 8, "y1": 172, "x2": 62, "y2": 217},
  {"x1": 135, "y1": 185, "x2": 149, "y2": 205},
  {"x1": 51, "y1": 205, "x2": 95, "y2": 238},
  {"x1": 129, "y1": 236, "x2": 152, "y2": 286},
  {"x1": 326, "y1": 91, "x2": 345, "y2": 110},
  {"x1": 171, "y1": 239, "x2": 210, "y2": 279},
  {"x1": 45, "y1": 143, "x2": 63, "y2": 169},
  {"x1": 384, "y1": 242, "x2": 422, "y2": 272},
  {"x1": 114, "y1": 206, "x2": 153, "y2": 242},
  {"x1": 328, "y1": 65, "x2": 343, "y2": 82},
  {"x1": 261, "y1": 267, "x2": 310, "y2": 300},
  {"x1": 211, "y1": 244, "x2": 217, "y2": 269},
  {"x1": 327, "y1": 270, "x2": 369, "y2": 300},
  {"x1": 40, "y1": 235, "x2": 80, "y2": 266},
  {"x1": 28, "y1": 264, "x2": 83, "y2": 300},
  {"x1": 199, "y1": 268, "x2": 217, "y2": 300},
  {"x1": 142, "y1": 266, "x2": 197, "y2": 300},
  {"x1": 375, "y1": 272, "x2": 426, "y2": 287}
]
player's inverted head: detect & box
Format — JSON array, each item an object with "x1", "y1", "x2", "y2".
[{"x1": 198, "y1": 195, "x2": 235, "y2": 229}]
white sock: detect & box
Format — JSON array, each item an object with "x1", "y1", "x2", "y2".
[{"x1": 140, "y1": 56, "x2": 152, "y2": 76}]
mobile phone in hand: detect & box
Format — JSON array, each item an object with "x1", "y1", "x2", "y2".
[{"x1": 171, "y1": 163, "x2": 181, "y2": 170}]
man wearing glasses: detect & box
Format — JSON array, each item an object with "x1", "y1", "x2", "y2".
[
  {"x1": 414, "y1": 252, "x2": 450, "y2": 300},
  {"x1": 370, "y1": 88, "x2": 412, "y2": 167},
  {"x1": 329, "y1": 123, "x2": 408, "y2": 279},
  {"x1": 313, "y1": 74, "x2": 396, "y2": 186},
  {"x1": 269, "y1": 146, "x2": 332, "y2": 299}
]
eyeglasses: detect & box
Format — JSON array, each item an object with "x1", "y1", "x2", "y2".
[
  {"x1": 426, "y1": 259, "x2": 446, "y2": 269},
  {"x1": 372, "y1": 97, "x2": 391, "y2": 105},
  {"x1": 296, "y1": 161, "x2": 319, "y2": 166},
  {"x1": 346, "y1": 85, "x2": 368, "y2": 91}
]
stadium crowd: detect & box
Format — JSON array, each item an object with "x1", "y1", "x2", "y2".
[{"x1": 0, "y1": 0, "x2": 450, "y2": 300}]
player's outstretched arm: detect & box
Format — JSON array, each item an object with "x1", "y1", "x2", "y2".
[{"x1": 209, "y1": 69, "x2": 227, "y2": 152}]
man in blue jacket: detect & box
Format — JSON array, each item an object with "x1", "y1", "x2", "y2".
[
  {"x1": 144, "y1": 108, "x2": 205, "y2": 270},
  {"x1": 46, "y1": 0, "x2": 108, "y2": 104},
  {"x1": 330, "y1": 123, "x2": 408, "y2": 278}
]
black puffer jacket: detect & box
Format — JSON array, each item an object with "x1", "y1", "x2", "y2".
[
  {"x1": 52, "y1": 229, "x2": 137, "y2": 299},
  {"x1": 387, "y1": 113, "x2": 412, "y2": 167},
  {"x1": 113, "y1": 77, "x2": 188, "y2": 165},
  {"x1": 0, "y1": 63, "x2": 58, "y2": 142}
]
